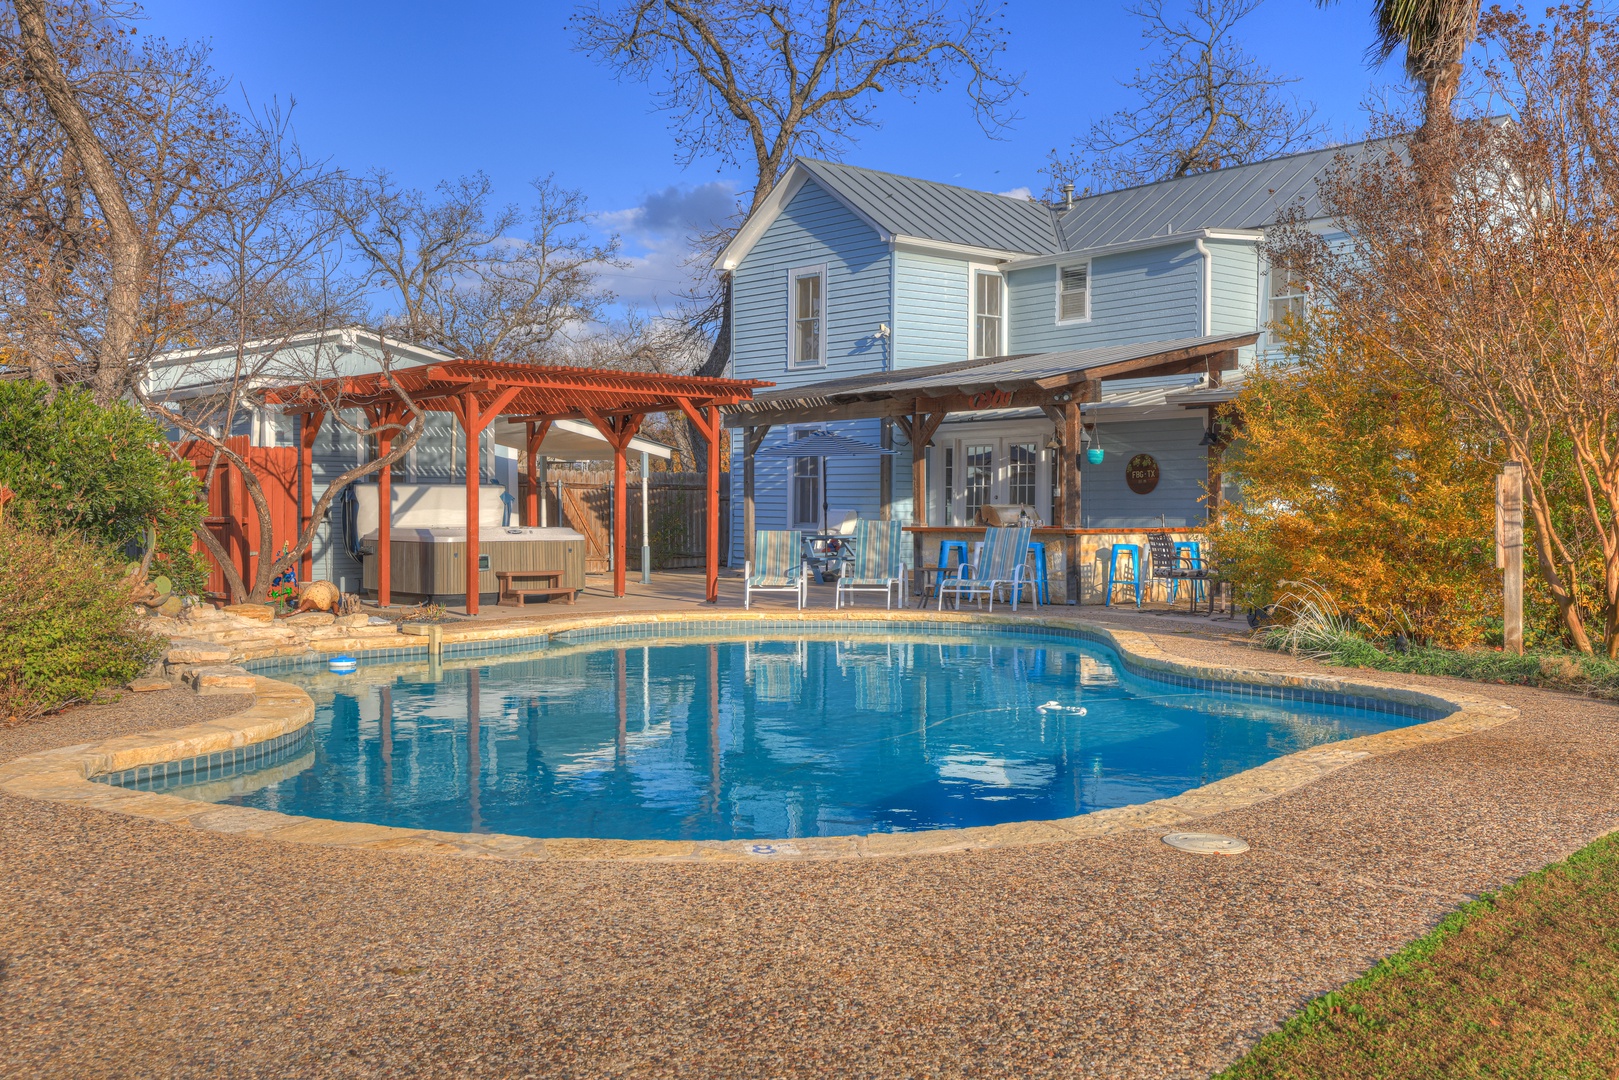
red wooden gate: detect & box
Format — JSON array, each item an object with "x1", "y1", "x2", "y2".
[{"x1": 178, "y1": 438, "x2": 300, "y2": 598}]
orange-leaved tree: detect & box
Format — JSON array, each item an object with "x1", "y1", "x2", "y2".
[{"x1": 1213, "y1": 308, "x2": 1498, "y2": 647}]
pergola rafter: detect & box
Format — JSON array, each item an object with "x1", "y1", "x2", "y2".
[{"x1": 268, "y1": 361, "x2": 768, "y2": 613}]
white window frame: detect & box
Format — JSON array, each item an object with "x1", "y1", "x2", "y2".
[
  {"x1": 967, "y1": 264, "x2": 1006, "y2": 359},
  {"x1": 785, "y1": 263, "x2": 828, "y2": 370},
  {"x1": 1054, "y1": 259, "x2": 1092, "y2": 325},
  {"x1": 1266, "y1": 263, "x2": 1308, "y2": 331}
]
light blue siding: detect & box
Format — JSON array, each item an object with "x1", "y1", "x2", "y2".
[
  {"x1": 1078, "y1": 416, "x2": 1209, "y2": 527},
  {"x1": 727, "y1": 418, "x2": 887, "y2": 563},
  {"x1": 730, "y1": 178, "x2": 892, "y2": 387},
  {"x1": 892, "y1": 250, "x2": 968, "y2": 368},
  {"x1": 1007, "y1": 244, "x2": 1202, "y2": 354}
]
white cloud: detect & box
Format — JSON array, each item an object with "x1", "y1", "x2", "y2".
[
  {"x1": 597, "y1": 181, "x2": 740, "y2": 312},
  {"x1": 997, "y1": 186, "x2": 1034, "y2": 201}
]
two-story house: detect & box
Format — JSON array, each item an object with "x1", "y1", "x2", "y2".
[{"x1": 716, "y1": 142, "x2": 1372, "y2": 568}]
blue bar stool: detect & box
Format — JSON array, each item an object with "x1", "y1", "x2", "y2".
[
  {"x1": 938, "y1": 539, "x2": 969, "y2": 575},
  {"x1": 1169, "y1": 541, "x2": 1205, "y2": 605},
  {"x1": 1105, "y1": 543, "x2": 1142, "y2": 608},
  {"x1": 1025, "y1": 541, "x2": 1050, "y2": 606}
]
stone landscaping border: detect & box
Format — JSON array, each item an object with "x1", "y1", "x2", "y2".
[{"x1": 0, "y1": 612, "x2": 1519, "y2": 863}]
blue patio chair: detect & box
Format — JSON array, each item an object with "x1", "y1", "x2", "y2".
[
  {"x1": 745, "y1": 530, "x2": 808, "y2": 610},
  {"x1": 937, "y1": 525, "x2": 1033, "y2": 612},
  {"x1": 835, "y1": 520, "x2": 907, "y2": 609}
]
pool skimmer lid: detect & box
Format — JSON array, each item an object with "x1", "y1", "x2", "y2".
[{"x1": 1162, "y1": 832, "x2": 1250, "y2": 856}]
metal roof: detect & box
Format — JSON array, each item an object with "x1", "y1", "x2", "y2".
[
  {"x1": 726, "y1": 333, "x2": 1256, "y2": 425},
  {"x1": 1056, "y1": 140, "x2": 1394, "y2": 251},
  {"x1": 798, "y1": 159, "x2": 1063, "y2": 255}
]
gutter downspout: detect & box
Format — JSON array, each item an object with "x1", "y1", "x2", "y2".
[{"x1": 1194, "y1": 237, "x2": 1212, "y2": 336}]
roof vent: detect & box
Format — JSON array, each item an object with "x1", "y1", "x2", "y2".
[{"x1": 1061, "y1": 182, "x2": 1075, "y2": 211}]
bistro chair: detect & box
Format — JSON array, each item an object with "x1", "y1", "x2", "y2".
[
  {"x1": 745, "y1": 529, "x2": 809, "y2": 610},
  {"x1": 936, "y1": 525, "x2": 1034, "y2": 612},
  {"x1": 1147, "y1": 533, "x2": 1216, "y2": 614},
  {"x1": 835, "y1": 520, "x2": 908, "y2": 609}
]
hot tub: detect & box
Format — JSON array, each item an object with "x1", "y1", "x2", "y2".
[{"x1": 360, "y1": 526, "x2": 587, "y2": 604}]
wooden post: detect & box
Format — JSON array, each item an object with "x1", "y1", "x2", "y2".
[
  {"x1": 376, "y1": 410, "x2": 393, "y2": 608},
  {"x1": 1497, "y1": 461, "x2": 1524, "y2": 655},
  {"x1": 879, "y1": 418, "x2": 893, "y2": 520},
  {"x1": 581, "y1": 409, "x2": 647, "y2": 599},
  {"x1": 463, "y1": 392, "x2": 482, "y2": 616},
  {"x1": 705, "y1": 407, "x2": 721, "y2": 603},
  {"x1": 899, "y1": 404, "x2": 946, "y2": 597},
  {"x1": 524, "y1": 420, "x2": 550, "y2": 527},
  {"x1": 298, "y1": 409, "x2": 325, "y2": 583},
  {"x1": 1062, "y1": 400, "x2": 1083, "y2": 605}
]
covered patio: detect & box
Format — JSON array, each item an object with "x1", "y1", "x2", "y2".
[
  {"x1": 724, "y1": 332, "x2": 1257, "y2": 604},
  {"x1": 269, "y1": 361, "x2": 768, "y2": 613}
]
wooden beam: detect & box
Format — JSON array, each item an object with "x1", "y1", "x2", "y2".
[
  {"x1": 742, "y1": 425, "x2": 770, "y2": 565},
  {"x1": 704, "y1": 405, "x2": 721, "y2": 603},
  {"x1": 1062, "y1": 401, "x2": 1083, "y2": 604},
  {"x1": 524, "y1": 420, "x2": 551, "y2": 527}
]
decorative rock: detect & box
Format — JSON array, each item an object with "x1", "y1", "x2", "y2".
[
  {"x1": 367, "y1": 616, "x2": 392, "y2": 626},
  {"x1": 183, "y1": 665, "x2": 256, "y2": 695},
  {"x1": 157, "y1": 595, "x2": 184, "y2": 618},
  {"x1": 1161, "y1": 832, "x2": 1250, "y2": 856},
  {"x1": 223, "y1": 603, "x2": 275, "y2": 624},
  {"x1": 283, "y1": 611, "x2": 336, "y2": 627},
  {"x1": 295, "y1": 580, "x2": 340, "y2": 613},
  {"x1": 166, "y1": 639, "x2": 234, "y2": 666},
  {"x1": 336, "y1": 613, "x2": 372, "y2": 628},
  {"x1": 127, "y1": 677, "x2": 172, "y2": 693}
]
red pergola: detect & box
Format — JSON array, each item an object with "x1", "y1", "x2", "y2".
[{"x1": 269, "y1": 361, "x2": 769, "y2": 613}]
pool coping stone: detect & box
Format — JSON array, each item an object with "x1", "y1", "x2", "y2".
[{"x1": 0, "y1": 611, "x2": 1519, "y2": 863}]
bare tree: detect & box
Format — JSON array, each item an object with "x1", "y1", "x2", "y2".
[
  {"x1": 1049, "y1": 0, "x2": 1325, "y2": 195},
  {"x1": 571, "y1": 0, "x2": 1021, "y2": 400},
  {"x1": 1265, "y1": 5, "x2": 1619, "y2": 655},
  {"x1": 332, "y1": 170, "x2": 620, "y2": 363}
]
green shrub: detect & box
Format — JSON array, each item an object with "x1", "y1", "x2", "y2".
[
  {"x1": 0, "y1": 523, "x2": 164, "y2": 722},
  {"x1": 0, "y1": 380, "x2": 206, "y2": 593}
]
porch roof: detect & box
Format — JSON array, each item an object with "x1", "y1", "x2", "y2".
[{"x1": 722, "y1": 332, "x2": 1257, "y2": 428}]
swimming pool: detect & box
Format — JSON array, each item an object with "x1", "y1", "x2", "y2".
[{"x1": 128, "y1": 625, "x2": 1431, "y2": 842}]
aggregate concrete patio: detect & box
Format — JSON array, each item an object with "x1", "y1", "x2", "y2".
[{"x1": 2, "y1": 608, "x2": 1616, "y2": 1078}]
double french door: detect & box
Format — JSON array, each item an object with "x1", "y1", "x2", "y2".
[{"x1": 937, "y1": 436, "x2": 1047, "y2": 525}]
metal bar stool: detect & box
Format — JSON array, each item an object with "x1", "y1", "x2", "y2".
[
  {"x1": 1169, "y1": 541, "x2": 1206, "y2": 605},
  {"x1": 1105, "y1": 543, "x2": 1142, "y2": 608}
]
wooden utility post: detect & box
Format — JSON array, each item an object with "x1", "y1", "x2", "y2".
[{"x1": 1496, "y1": 461, "x2": 1524, "y2": 655}]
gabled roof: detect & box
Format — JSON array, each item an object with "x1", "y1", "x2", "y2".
[
  {"x1": 1056, "y1": 139, "x2": 1394, "y2": 251},
  {"x1": 797, "y1": 159, "x2": 1062, "y2": 255},
  {"x1": 717, "y1": 138, "x2": 1396, "y2": 271}
]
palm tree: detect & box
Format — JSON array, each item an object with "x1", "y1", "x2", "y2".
[{"x1": 1325, "y1": 0, "x2": 1480, "y2": 129}]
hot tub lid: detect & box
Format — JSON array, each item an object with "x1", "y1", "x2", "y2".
[{"x1": 362, "y1": 526, "x2": 585, "y2": 544}]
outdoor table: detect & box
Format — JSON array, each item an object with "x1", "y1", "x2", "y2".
[{"x1": 800, "y1": 533, "x2": 849, "y2": 584}]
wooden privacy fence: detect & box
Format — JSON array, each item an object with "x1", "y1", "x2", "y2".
[
  {"x1": 177, "y1": 437, "x2": 299, "y2": 598},
  {"x1": 530, "y1": 468, "x2": 730, "y2": 573}
]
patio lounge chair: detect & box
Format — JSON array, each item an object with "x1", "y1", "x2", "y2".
[
  {"x1": 745, "y1": 529, "x2": 808, "y2": 610},
  {"x1": 1147, "y1": 533, "x2": 1215, "y2": 614},
  {"x1": 835, "y1": 519, "x2": 907, "y2": 609},
  {"x1": 936, "y1": 524, "x2": 1034, "y2": 612}
]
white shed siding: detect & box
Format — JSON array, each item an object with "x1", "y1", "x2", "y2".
[{"x1": 1005, "y1": 244, "x2": 1202, "y2": 354}]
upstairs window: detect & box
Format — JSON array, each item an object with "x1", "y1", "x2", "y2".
[
  {"x1": 972, "y1": 270, "x2": 1003, "y2": 358},
  {"x1": 1268, "y1": 265, "x2": 1307, "y2": 328},
  {"x1": 1057, "y1": 263, "x2": 1090, "y2": 322},
  {"x1": 789, "y1": 266, "x2": 825, "y2": 368}
]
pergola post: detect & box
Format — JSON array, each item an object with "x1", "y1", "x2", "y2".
[
  {"x1": 898, "y1": 403, "x2": 945, "y2": 596},
  {"x1": 453, "y1": 386, "x2": 522, "y2": 616},
  {"x1": 1204, "y1": 360, "x2": 1226, "y2": 527},
  {"x1": 677, "y1": 400, "x2": 724, "y2": 603},
  {"x1": 742, "y1": 425, "x2": 769, "y2": 566},
  {"x1": 640, "y1": 450, "x2": 651, "y2": 586},
  {"x1": 1062, "y1": 400, "x2": 1084, "y2": 604},
  {"x1": 369, "y1": 406, "x2": 398, "y2": 608},
  {"x1": 581, "y1": 409, "x2": 648, "y2": 599},
  {"x1": 298, "y1": 409, "x2": 325, "y2": 583},
  {"x1": 524, "y1": 420, "x2": 551, "y2": 527}
]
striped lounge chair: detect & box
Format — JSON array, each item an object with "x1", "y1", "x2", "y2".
[
  {"x1": 745, "y1": 529, "x2": 808, "y2": 610},
  {"x1": 834, "y1": 520, "x2": 907, "y2": 609},
  {"x1": 936, "y1": 525, "x2": 1034, "y2": 612}
]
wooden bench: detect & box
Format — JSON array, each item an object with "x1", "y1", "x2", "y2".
[{"x1": 495, "y1": 570, "x2": 578, "y2": 607}]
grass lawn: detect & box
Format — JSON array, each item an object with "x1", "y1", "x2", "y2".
[{"x1": 1216, "y1": 831, "x2": 1619, "y2": 1078}]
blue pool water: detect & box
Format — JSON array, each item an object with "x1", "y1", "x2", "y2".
[{"x1": 151, "y1": 628, "x2": 1427, "y2": 841}]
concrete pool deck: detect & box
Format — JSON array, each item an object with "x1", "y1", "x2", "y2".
[{"x1": 2, "y1": 611, "x2": 1617, "y2": 1077}]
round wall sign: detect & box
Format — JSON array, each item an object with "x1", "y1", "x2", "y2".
[{"x1": 1126, "y1": 453, "x2": 1160, "y2": 494}]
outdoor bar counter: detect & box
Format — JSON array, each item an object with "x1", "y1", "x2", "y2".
[{"x1": 903, "y1": 525, "x2": 1208, "y2": 606}]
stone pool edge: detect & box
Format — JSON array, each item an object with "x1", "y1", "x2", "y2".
[{"x1": 0, "y1": 613, "x2": 1520, "y2": 863}]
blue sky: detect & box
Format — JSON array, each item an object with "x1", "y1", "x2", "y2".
[{"x1": 141, "y1": 0, "x2": 1404, "y2": 314}]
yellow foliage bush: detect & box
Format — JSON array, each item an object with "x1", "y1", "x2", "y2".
[{"x1": 1213, "y1": 315, "x2": 1498, "y2": 648}]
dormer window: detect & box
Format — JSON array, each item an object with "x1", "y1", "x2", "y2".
[
  {"x1": 1057, "y1": 263, "x2": 1090, "y2": 323},
  {"x1": 1268, "y1": 265, "x2": 1307, "y2": 327},
  {"x1": 788, "y1": 265, "x2": 826, "y2": 368},
  {"x1": 972, "y1": 269, "x2": 1004, "y2": 358}
]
